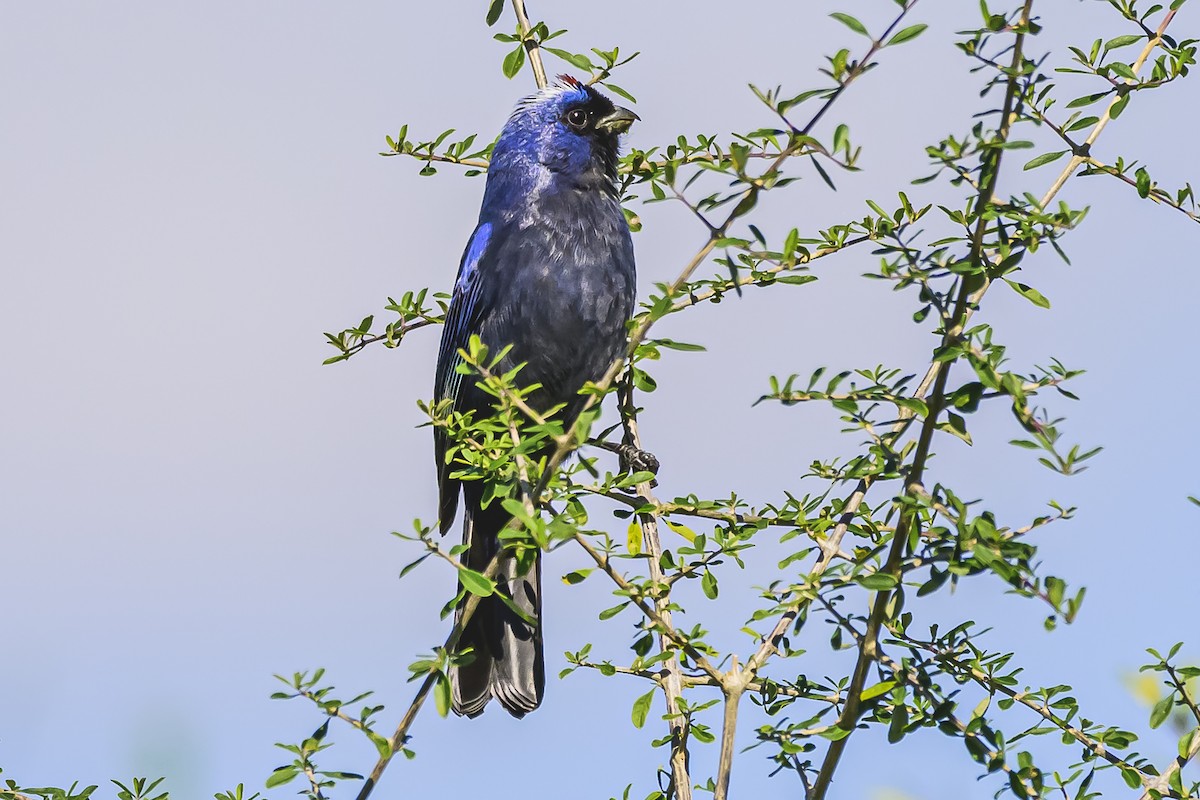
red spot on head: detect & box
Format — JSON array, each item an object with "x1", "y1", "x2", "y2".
[{"x1": 556, "y1": 74, "x2": 584, "y2": 90}]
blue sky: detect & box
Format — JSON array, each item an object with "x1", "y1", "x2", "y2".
[{"x1": 3, "y1": 2, "x2": 1198, "y2": 799}]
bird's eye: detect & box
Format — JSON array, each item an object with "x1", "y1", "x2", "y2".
[{"x1": 565, "y1": 108, "x2": 589, "y2": 129}]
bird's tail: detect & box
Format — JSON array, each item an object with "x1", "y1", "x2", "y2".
[{"x1": 451, "y1": 485, "x2": 544, "y2": 718}]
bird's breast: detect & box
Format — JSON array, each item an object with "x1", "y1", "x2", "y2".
[{"x1": 483, "y1": 198, "x2": 635, "y2": 407}]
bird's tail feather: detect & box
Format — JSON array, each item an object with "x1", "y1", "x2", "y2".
[
  {"x1": 491, "y1": 551, "x2": 543, "y2": 716},
  {"x1": 450, "y1": 485, "x2": 544, "y2": 718}
]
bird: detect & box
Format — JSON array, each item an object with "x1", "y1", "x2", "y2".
[{"x1": 433, "y1": 76, "x2": 638, "y2": 718}]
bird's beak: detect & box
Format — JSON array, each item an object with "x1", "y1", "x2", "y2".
[{"x1": 596, "y1": 106, "x2": 639, "y2": 134}]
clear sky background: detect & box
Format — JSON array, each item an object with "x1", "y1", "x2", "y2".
[{"x1": 3, "y1": 2, "x2": 1198, "y2": 799}]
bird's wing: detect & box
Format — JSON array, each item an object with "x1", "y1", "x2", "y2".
[{"x1": 434, "y1": 221, "x2": 497, "y2": 533}]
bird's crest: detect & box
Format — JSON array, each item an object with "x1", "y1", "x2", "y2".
[{"x1": 514, "y1": 75, "x2": 591, "y2": 111}]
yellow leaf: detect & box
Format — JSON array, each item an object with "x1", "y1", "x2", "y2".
[
  {"x1": 627, "y1": 521, "x2": 643, "y2": 556},
  {"x1": 664, "y1": 518, "x2": 696, "y2": 542}
]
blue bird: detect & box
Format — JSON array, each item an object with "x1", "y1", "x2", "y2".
[{"x1": 434, "y1": 76, "x2": 638, "y2": 717}]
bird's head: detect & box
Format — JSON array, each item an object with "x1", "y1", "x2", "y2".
[{"x1": 492, "y1": 75, "x2": 638, "y2": 188}]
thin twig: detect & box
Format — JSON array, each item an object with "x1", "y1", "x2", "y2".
[
  {"x1": 1038, "y1": 8, "x2": 1178, "y2": 209},
  {"x1": 570, "y1": 531, "x2": 724, "y2": 684},
  {"x1": 903, "y1": 636, "x2": 1149, "y2": 779},
  {"x1": 1167, "y1": 665, "x2": 1200, "y2": 729},
  {"x1": 511, "y1": 0, "x2": 548, "y2": 89},
  {"x1": 354, "y1": 553, "x2": 504, "y2": 800}
]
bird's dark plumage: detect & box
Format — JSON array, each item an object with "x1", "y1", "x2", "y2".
[{"x1": 433, "y1": 77, "x2": 638, "y2": 717}]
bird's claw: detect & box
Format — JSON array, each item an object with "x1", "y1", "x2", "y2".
[{"x1": 615, "y1": 443, "x2": 660, "y2": 485}]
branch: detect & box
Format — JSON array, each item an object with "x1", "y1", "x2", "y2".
[
  {"x1": 570, "y1": 531, "x2": 724, "y2": 684},
  {"x1": 1142, "y1": 725, "x2": 1200, "y2": 800},
  {"x1": 1038, "y1": 7, "x2": 1179, "y2": 210},
  {"x1": 667, "y1": 236, "x2": 870, "y2": 314},
  {"x1": 1167, "y1": 664, "x2": 1200, "y2": 730},
  {"x1": 910, "y1": 636, "x2": 1149, "y2": 778},
  {"x1": 809, "y1": 1, "x2": 1035, "y2": 795},
  {"x1": 616, "y1": 378, "x2": 694, "y2": 800},
  {"x1": 511, "y1": 0, "x2": 548, "y2": 89},
  {"x1": 714, "y1": 660, "x2": 745, "y2": 800},
  {"x1": 354, "y1": 552, "x2": 504, "y2": 800}
]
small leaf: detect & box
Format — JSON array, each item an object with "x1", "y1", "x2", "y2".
[
  {"x1": 627, "y1": 521, "x2": 643, "y2": 556},
  {"x1": 562, "y1": 569, "x2": 593, "y2": 585},
  {"x1": 860, "y1": 680, "x2": 897, "y2": 701},
  {"x1": 502, "y1": 45, "x2": 526, "y2": 79},
  {"x1": 1135, "y1": 167, "x2": 1151, "y2": 198},
  {"x1": 830, "y1": 12, "x2": 868, "y2": 35},
  {"x1": 1003, "y1": 279, "x2": 1051, "y2": 308},
  {"x1": 858, "y1": 572, "x2": 897, "y2": 591},
  {"x1": 664, "y1": 518, "x2": 696, "y2": 542},
  {"x1": 485, "y1": 0, "x2": 504, "y2": 26},
  {"x1": 265, "y1": 768, "x2": 298, "y2": 789},
  {"x1": 1023, "y1": 150, "x2": 1067, "y2": 170},
  {"x1": 1103, "y1": 34, "x2": 1142, "y2": 53},
  {"x1": 458, "y1": 567, "x2": 496, "y2": 597},
  {"x1": 1110, "y1": 94, "x2": 1130, "y2": 119},
  {"x1": 1150, "y1": 694, "x2": 1174, "y2": 729},
  {"x1": 434, "y1": 673, "x2": 451, "y2": 718},
  {"x1": 701, "y1": 569, "x2": 719, "y2": 599},
  {"x1": 631, "y1": 688, "x2": 655, "y2": 729},
  {"x1": 543, "y1": 46, "x2": 595, "y2": 71},
  {"x1": 886, "y1": 23, "x2": 927, "y2": 46}
]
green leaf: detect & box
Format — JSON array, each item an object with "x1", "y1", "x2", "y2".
[
  {"x1": 832, "y1": 123, "x2": 849, "y2": 154},
  {"x1": 1003, "y1": 279, "x2": 1051, "y2": 308},
  {"x1": 265, "y1": 768, "x2": 298, "y2": 789},
  {"x1": 858, "y1": 572, "x2": 898, "y2": 591},
  {"x1": 1135, "y1": 167, "x2": 1151, "y2": 198},
  {"x1": 701, "y1": 569, "x2": 719, "y2": 599},
  {"x1": 1150, "y1": 694, "x2": 1174, "y2": 728},
  {"x1": 599, "y1": 602, "x2": 629, "y2": 620},
  {"x1": 653, "y1": 338, "x2": 706, "y2": 352},
  {"x1": 485, "y1": 0, "x2": 504, "y2": 26},
  {"x1": 434, "y1": 673, "x2": 451, "y2": 718},
  {"x1": 886, "y1": 23, "x2": 927, "y2": 46},
  {"x1": 830, "y1": 12, "x2": 868, "y2": 35},
  {"x1": 543, "y1": 46, "x2": 594, "y2": 71},
  {"x1": 502, "y1": 45, "x2": 526, "y2": 79},
  {"x1": 1103, "y1": 34, "x2": 1142, "y2": 53},
  {"x1": 603, "y1": 82, "x2": 637, "y2": 103},
  {"x1": 1023, "y1": 150, "x2": 1067, "y2": 170},
  {"x1": 860, "y1": 680, "x2": 897, "y2": 701},
  {"x1": 562, "y1": 569, "x2": 593, "y2": 585},
  {"x1": 631, "y1": 688, "x2": 655, "y2": 729},
  {"x1": 944, "y1": 412, "x2": 972, "y2": 445},
  {"x1": 888, "y1": 702, "x2": 909, "y2": 742},
  {"x1": 1182, "y1": 729, "x2": 1198, "y2": 759},
  {"x1": 369, "y1": 731, "x2": 393, "y2": 759},
  {"x1": 458, "y1": 567, "x2": 496, "y2": 597}
]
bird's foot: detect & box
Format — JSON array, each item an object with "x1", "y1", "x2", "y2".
[
  {"x1": 588, "y1": 439, "x2": 661, "y2": 486},
  {"x1": 614, "y1": 443, "x2": 660, "y2": 476}
]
